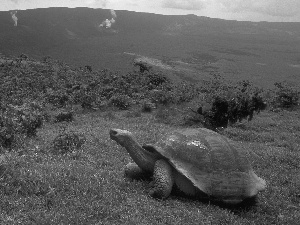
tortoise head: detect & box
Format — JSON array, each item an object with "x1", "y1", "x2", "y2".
[
  {"x1": 110, "y1": 129, "x2": 134, "y2": 147},
  {"x1": 110, "y1": 129, "x2": 159, "y2": 173}
]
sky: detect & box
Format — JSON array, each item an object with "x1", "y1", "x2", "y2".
[{"x1": 2, "y1": 0, "x2": 300, "y2": 22}]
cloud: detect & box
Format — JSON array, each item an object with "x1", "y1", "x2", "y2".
[
  {"x1": 110, "y1": 9, "x2": 116, "y2": 18},
  {"x1": 70, "y1": 0, "x2": 108, "y2": 7},
  {"x1": 99, "y1": 8, "x2": 117, "y2": 28},
  {"x1": 162, "y1": 0, "x2": 206, "y2": 10},
  {"x1": 219, "y1": 0, "x2": 300, "y2": 17},
  {"x1": 10, "y1": 11, "x2": 18, "y2": 26},
  {"x1": 2, "y1": 0, "x2": 300, "y2": 22}
]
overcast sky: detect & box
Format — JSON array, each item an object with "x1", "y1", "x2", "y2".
[{"x1": 2, "y1": 0, "x2": 300, "y2": 22}]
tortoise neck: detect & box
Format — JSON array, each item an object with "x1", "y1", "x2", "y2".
[{"x1": 124, "y1": 137, "x2": 156, "y2": 173}]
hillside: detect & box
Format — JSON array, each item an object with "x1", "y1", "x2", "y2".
[
  {"x1": 1, "y1": 7, "x2": 300, "y2": 87},
  {"x1": 0, "y1": 52, "x2": 299, "y2": 224}
]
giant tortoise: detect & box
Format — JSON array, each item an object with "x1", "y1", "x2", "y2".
[{"x1": 110, "y1": 128, "x2": 266, "y2": 204}]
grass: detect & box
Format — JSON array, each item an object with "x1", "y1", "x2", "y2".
[
  {"x1": 1, "y1": 107, "x2": 299, "y2": 224},
  {"x1": 0, "y1": 53, "x2": 299, "y2": 224}
]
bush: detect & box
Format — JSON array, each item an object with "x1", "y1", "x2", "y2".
[
  {"x1": 0, "y1": 102, "x2": 43, "y2": 148},
  {"x1": 146, "y1": 72, "x2": 168, "y2": 87},
  {"x1": 272, "y1": 82, "x2": 299, "y2": 109},
  {"x1": 21, "y1": 113, "x2": 43, "y2": 137},
  {"x1": 80, "y1": 94, "x2": 96, "y2": 109},
  {"x1": 0, "y1": 127, "x2": 15, "y2": 149},
  {"x1": 45, "y1": 89, "x2": 69, "y2": 108},
  {"x1": 99, "y1": 86, "x2": 117, "y2": 100},
  {"x1": 133, "y1": 61, "x2": 151, "y2": 73},
  {"x1": 11, "y1": 102, "x2": 43, "y2": 137},
  {"x1": 109, "y1": 94, "x2": 131, "y2": 110},
  {"x1": 54, "y1": 111, "x2": 74, "y2": 123},
  {"x1": 172, "y1": 82, "x2": 200, "y2": 103},
  {"x1": 51, "y1": 130, "x2": 86, "y2": 155},
  {"x1": 141, "y1": 101, "x2": 155, "y2": 112},
  {"x1": 84, "y1": 65, "x2": 92, "y2": 72},
  {"x1": 149, "y1": 89, "x2": 173, "y2": 105},
  {"x1": 199, "y1": 80, "x2": 267, "y2": 129},
  {"x1": 0, "y1": 53, "x2": 201, "y2": 117}
]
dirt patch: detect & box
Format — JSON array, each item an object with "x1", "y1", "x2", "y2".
[
  {"x1": 213, "y1": 48, "x2": 257, "y2": 57},
  {"x1": 124, "y1": 52, "x2": 212, "y2": 83},
  {"x1": 290, "y1": 64, "x2": 300, "y2": 68},
  {"x1": 135, "y1": 56, "x2": 173, "y2": 70}
]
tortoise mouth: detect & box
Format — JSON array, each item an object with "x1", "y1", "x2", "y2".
[
  {"x1": 109, "y1": 129, "x2": 124, "y2": 146},
  {"x1": 109, "y1": 129, "x2": 118, "y2": 140}
]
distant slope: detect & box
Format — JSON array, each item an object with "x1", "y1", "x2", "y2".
[{"x1": 0, "y1": 7, "x2": 300, "y2": 87}]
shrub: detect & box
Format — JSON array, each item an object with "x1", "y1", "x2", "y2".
[
  {"x1": 146, "y1": 72, "x2": 168, "y2": 87},
  {"x1": 19, "y1": 53, "x2": 29, "y2": 59},
  {"x1": 45, "y1": 89, "x2": 69, "y2": 108},
  {"x1": 141, "y1": 101, "x2": 155, "y2": 112},
  {"x1": 51, "y1": 130, "x2": 86, "y2": 155},
  {"x1": 0, "y1": 127, "x2": 15, "y2": 149},
  {"x1": 109, "y1": 94, "x2": 131, "y2": 110},
  {"x1": 84, "y1": 65, "x2": 92, "y2": 72},
  {"x1": 0, "y1": 102, "x2": 43, "y2": 148},
  {"x1": 200, "y1": 73, "x2": 227, "y2": 94},
  {"x1": 172, "y1": 82, "x2": 200, "y2": 103},
  {"x1": 209, "y1": 96, "x2": 230, "y2": 128},
  {"x1": 12, "y1": 102, "x2": 43, "y2": 137},
  {"x1": 42, "y1": 55, "x2": 52, "y2": 63},
  {"x1": 149, "y1": 89, "x2": 173, "y2": 105},
  {"x1": 272, "y1": 82, "x2": 299, "y2": 109},
  {"x1": 199, "y1": 80, "x2": 267, "y2": 129},
  {"x1": 133, "y1": 61, "x2": 151, "y2": 73},
  {"x1": 80, "y1": 94, "x2": 96, "y2": 109},
  {"x1": 21, "y1": 113, "x2": 43, "y2": 137},
  {"x1": 100, "y1": 86, "x2": 117, "y2": 99},
  {"x1": 54, "y1": 111, "x2": 74, "y2": 123}
]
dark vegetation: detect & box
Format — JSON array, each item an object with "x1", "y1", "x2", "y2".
[
  {"x1": 272, "y1": 81, "x2": 300, "y2": 109},
  {"x1": 54, "y1": 111, "x2": 74, "y2": 123},
  {"x1": 198, "y1": 78, "x2": 267, "y2": 129},
  {"x1": 134, "y1": 61, "x2": 151, "y2": 73},
  {"x1": 0, "y1": 101, "x2": 44, "y2": 149},
  {"x1": 51, "y1": 128, "x2": 86, "y2": 155},
  {"x1": 0, "y1": 54, "x2": 299, "y2": 148}
]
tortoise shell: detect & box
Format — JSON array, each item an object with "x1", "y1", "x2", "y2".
[{"x1": 149, "y1": 128, "x2": 266, "y2": 201}]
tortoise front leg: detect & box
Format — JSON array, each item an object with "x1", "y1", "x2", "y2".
[
  {"x1": 149, "y1": 159, "x2": 174, "y2": 199},
  {"x1": 125, "y1": 162, "x2": 151, "y2": 180}
]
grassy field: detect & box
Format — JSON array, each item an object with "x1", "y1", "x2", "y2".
[
  {"x1": 1, "y1": 105, "x2": 299, "y2": 224},
  {"x1": 0, "y1": 37, "x2": 299, "y2": 223}
]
